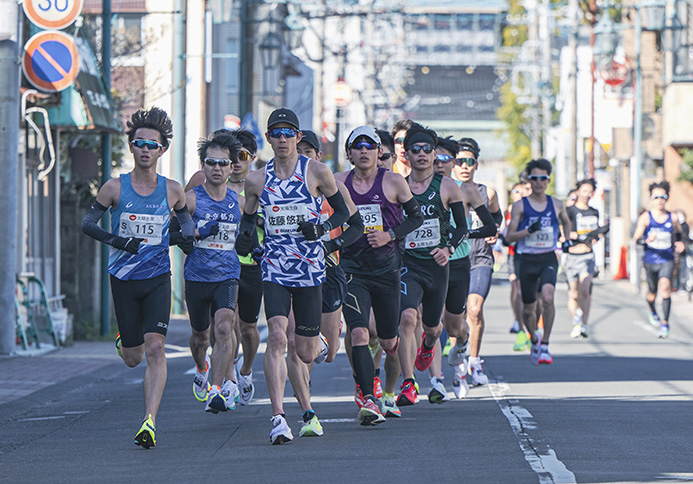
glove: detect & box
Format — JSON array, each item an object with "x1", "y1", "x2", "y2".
[
  {"x1": 500, "y1": 234, "x2": 509, "y2": 247},
  {"x1": 235, "y1": 231, "x2": 253, "y2": 256},
  {"x1": 117, "y1": 237, "x2": 143, "y2": 254},
  {"x1": 297, "y1": 221, "x2": 325, "y2": 241},
  {"x1": 198, "y1": 221, "x2": 219, "y2": 239},
  {"x1": 251, "y1": 247, "x2": 264, "y2": 265},
  {"x1": 561, "y1": 239, "x2": 575, "y2": 253},
  {"x1": 178, "y1": 236, "x2": 194, "y2": 255},
  {"x1": 528, "y1": 220, "x2": 542, "y2": 234}
]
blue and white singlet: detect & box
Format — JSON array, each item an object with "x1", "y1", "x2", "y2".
[
  {"x1": 643, "y1": 211, "x2": 675, "y2": 264},
  {"x1": 259, "y1": 155, "x2": 325, "y2": 287},
  {"x1": 184, "y1": 185, "x2": 241, "y2": 282},
  {"x1": 516, "y1": 196, "x2": 559, "y2": 255},
  {"x1": 109, "y1": 173, "x2": 171, "y2": 280}
]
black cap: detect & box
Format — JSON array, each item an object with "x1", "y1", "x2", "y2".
[
  {"x1": 300, "y1": 130, "x2": 321, "y2": 151},
  {"x1": 267, "y1": 108, "x2": 299, "y2": 130}
]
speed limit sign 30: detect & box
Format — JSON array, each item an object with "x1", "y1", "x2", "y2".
[{"x1": 23, "y1": 0, "x2": 84, "y2": 30}]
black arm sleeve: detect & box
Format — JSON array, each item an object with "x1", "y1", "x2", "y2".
[
  {"x1": 325, "y1": 210, "x2": 364, "y2": 254},
  {"x1": 236, "y1": 211, "x2": 260, "y2": 256},
  {"x1": 448, "y1": 201, "x2": 469, "y2": 249},
  {"x1": 392, "y1": 197, "x2": 424, "y2": 240},
  {"x1": 169, "y1": 216, "x2": 183, "y2": 245},
  {"x1": 322, "y1": 190, "x2": 350, "y2": 232},
  {"x1": 468, "y1": 204, "x2": 497, "y2": 239},
  {"x1": 81, "y1": 200, "x2": 129, "y2": 250},
  {"x1": 175, "y1": 205, "x2": 195, "y2": 238},
  {"x1": 491, "y1": 209, "x2": 503, "y2": 226}
]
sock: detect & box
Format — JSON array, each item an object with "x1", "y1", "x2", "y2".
[
  {"x1": 352, "y1": 345, "x2": 375, "y2": 396},
  {"x1": 468, "y1": 356, "x2": 480, "y2": 365},
  {"x1": 302, "y1": 410, "x2": 316, "y2": 422},
  {"x1": 662, "y1": 298, "x2": 671, "y2": 322},
  {"x1": 374, "y1": 368, "x2": 380, "y2": 378},
  {"x1": 647, "y1": 299, "x2": 657, "y2": 314},
  {"x1": 422, "y1": 335, "x2": 434, "y2": 351}
]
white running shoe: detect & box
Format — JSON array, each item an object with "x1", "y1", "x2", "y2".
[
  {"x1": 270, "y1": 414, "x2": 294, "y2": 445},
  {"x1": 205, "y1": 385, "x2": 227, "y2": 413},
  {"x1": 428, "y1": 377, "x2": 450, "y2": 404},
  {"x1": 193, "y1": 353, "x2": 211, "y2": 402},
  {"x1": 447, "y1": 339, "x2": 468, "y2": 367},
  {"x1": 314, "y1": 334, "x2": 329, "y2": 364},
  {"x1": 452, "y1": 364, "x2": 469, "y2": 399},
  {"x1": 221, "y1": 380, "x2": 238, "y2": 410},
  {"x1": 570, "y1": 323, "x2": 584, "y2": 339},
  {"x1": 237, "y1": 371, "x2": 255, "y2": 406},
  {"x1": 509, "y1": 320, "x2": 520, "y2": 333},
  {"x1": 468, "y1": 357, "x2": 489, "y2": 386},
  {"x1": 530, "y1": 338, "x2": 541, "y2": 366},
  {"x1": 538, "y1": 344, "x2": 553, "y2": 364},
  {"x1": 574, "y1": 308, "x2": 583, "y2": 326}
]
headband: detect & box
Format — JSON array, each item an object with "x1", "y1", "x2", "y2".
[{"x1": 405, "y1": 132, "x2": 436, "y2": 150}]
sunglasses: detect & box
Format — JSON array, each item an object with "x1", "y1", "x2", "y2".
[
  {"x1": 435, "y1": 154, "x2": 454, "y2": 164},
  {"x1": 379, "y1": 152, "x2": 394, "y2": 161},
  {"x1": 455, "y1": 157, "x2": 477, "y2": 167},
  {"x1": 268, "y1": 127, "x2": 298, "y2": 138},
  {"x1": 651, "y1": 194, "x2": 668, "y2": 200},
  {"x1": 238, "y1": 151, "x2": 253, "y2": 161},
  {"x1": 511, "y1": 189, "x2": 521, "y2": 194},
  {"x1": 131, "y1": 139, "x2": 163, "y2": 150},
  {"x1": 351, "y1": 141, "x2": 378, "y2": 150},
  {"x1": 204, "y1": 158, "x2": 233, "y2": 167},
  {"x1": 408, "y1": 144, "x2": 433, "y2": 154},
  {"x1": 395, "y1": 137, "x2": 405, "y2": 145},
  {"x1": 528, "y1": 175, "x2": 550, "y2": 182}
]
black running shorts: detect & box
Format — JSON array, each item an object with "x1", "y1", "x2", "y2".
[
  {"x1": 185, "y1": 279, "x2": 239, "y2": 332},
  {"x1": 342, "y1": 270, "x2": 400, "y2": 340},
  {"x1": 516, "y1": 252, "x2": 558, "y2": 304},
  {"x1": 110, "y1": 272, "x2": 171, "y2": 348},
  {"x1": 322, "y1": 264, "x2": 346, "y2": 314},
  {"x1": 445, "y1": 256, "x2": 470, "y2": 315},
  {"x1": 238, "y1": 264, "x2": 263, "y2": 324},
  {"x1": 400, "y1": 254, "x2": 450, "y2": 328},
  {"x1": 644, "y1": 260, "x2": 675, "y2": 294},
  {"x1": 263, "y1": 282, "x2": 322, "y2": 337}
]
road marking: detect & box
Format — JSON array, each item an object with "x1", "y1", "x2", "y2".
[
  {"x1": 62, "y1": 411, "x2": 89, "y2": 415},
  {"x1": 489, "y1": 380, "x2": 576, "y2": 484},
  {"x1": 16, "y1": 416, "x2": 66, "y2": 422},
  {"x1": 633, "y1": 319, "x2": 691, "y2": 343}
]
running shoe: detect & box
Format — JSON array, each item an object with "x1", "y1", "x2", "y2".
[
  {"x1": 373, "y1": 376, "x2": 383, "y2": 400},
  {"x1": 193, "y1": 353, "x2": 211, "y2": 402},
  {"x1": 649, "y1": 312, "x2": 661, "y2": 328},
  {"x1": 452, "y1": 364, "x2": 469, "y2": 399},
  {"x1": 221, "y1": 380, "x2": 238, "y2": 410},
  {"x1": 509, "y1": 320, "x2": 520, "y2": 334},
  {"x1": 447, "y1": 339, "x2": 468, "y2": 366},
  {"x1": 513, "y1": 331, "x2": 530, "y2": 351},
  {"x1": 379, "y1": 393, "x2": 402, "y2": 418},
  {"x1": 269, "y1": 414, "x2": 293, "y2": 445},
  {"x1": 396, "y1": 380, "x2": 419, "y2": 407},
  {"x1": 205, "y1": 385, "x2": 227, "y2": 413},
  {"x1": 115, "y1": 333, "x2": 123, "y2": 359},
  {"x1": 237, "y1": 371, "x2": 255, "y2": 406},
  {"x1": 530, "y1": 338, "x2": 541, "y2": 366},
  {"x1": 574, "y1": 309, "x2": 584, "y2": 326},
  {"x1": 570, "y1": 323, "x2": 585, "y2": 339},
  {"x1": 428, "y1": 377, "x2": 450, "y2": 404},
  {"x1": 314, "y1": 334, "x2": 329, "y2": 364},
  {"x1": 369, "y1": 342, "x2": 381, "y2": 360},
  {"x1": 358, "y1": 396, "x2": 386, "y2": 426},
  {"x1": 580, "y1": 324, "x2": 589, "y2": 338},
  {"x1": 658, "y1": 323, "x2": 669, "y2": 339},
  {"x1": 299, "y1": 415, "x2": 324, "y2": 437},
  {"x1": 468, "y1": 357, "x2": 489, "y2": 386},
  {"x1": 538, "y1": 344, "x2": 553, "y2": 365},
  {"x1": 134, "y1": 415, "x2": 156, "y2": 449},
  {"x1": 354, "y1": 383, "x2": 365, "y2": 408},
  {"x1": 414, "y1": 333, "x2": 435, "y2": 371},
  {"x1": 442, "y1": 338, "x2": 453, "y2": 357}
]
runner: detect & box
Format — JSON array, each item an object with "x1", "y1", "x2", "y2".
[
  {"x1": 506, "y1": 182, "x2": 524, "y2": 335},
  {"x1": 391, "y1": 119, "x2": 414, "y2": 176},
  {"x1": 632, "y1": 181, "x2": 685, "y2": 338},
  {"x1": 565, "y1": 178, "x2": 602, "y2": 339},
  {"x1": 376, "y1": 129, "x2": 396, "y2": 172},
  {"x1": 335, "y1": 125, "x2": 423, "y2": 424},
  {"x1": 182, "y1": 131, "x2": 243, "y2": 413},
  {"x1": 396, "y1": 126, "x2": 496, "y2": 407},
  {"x1": 506, "y1": 158, "x2": 572, "y2": 366},
  {"x1": 237, "y1": 108, "x2": 350, "y2": 444},
  {"x1": 450, "y1": 137, "x2": 503, "y2": 386},
  {"x1": 81, "y1": 107, "x2": 191, "y2": 448}
]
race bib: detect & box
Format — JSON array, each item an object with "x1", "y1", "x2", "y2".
[
  {"x1": 470, "y1": 209, "x2": 482, "y2": 230},
  {"x1": 265, "y1": 204, "x2": 310, "y2": 235},
  {"x1": 197, "y1": 221, "x2": 237, "y2": 250},
  {"x1": 576, "y1": 215, "x2": 598, "y2": 239},
  {"x1": 525, "y1": 226, "x2": 553, "y2": 249},
  {"x1": 119, "y1": 212, "x2": 165, "y2": 246},
  {"x1": 405, "y1": 218, "x2": 440, "y2": 249},
  {"x1": 358, "y1": 204, "x2": 383, "y2": 232},
  {"x1": 648, "y1": 229, "x2": 672, "y2": 250}
]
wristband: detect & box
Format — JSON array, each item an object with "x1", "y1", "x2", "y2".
[{"x1": 388, "y1": 228, "x2": 396, "y2": 241}]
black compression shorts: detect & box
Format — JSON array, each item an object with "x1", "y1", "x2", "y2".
[
  {"x1": 445, "y1": 256, "x2": 470, "y2": 315},
  {"x1": 400, "y1": 255, "x2": 450, "y2": 328},
  {"x1": 517, "y1": 252, "x2": 558, "y2": 304},
  {"x1": 342, "y1": 270, "x2": 400, "y2": 340},
  {"x1": 322, "y1": 264, "x2": 346, "y2": 314},
  {"x1": 263, "y1": 282, "x2": 322, "y2": 337},
  {"x1": 238, "y1": 264, "x2": 263, "y2": 324},
  {"x1": 185, "y1": 279, "x2": 239, "y2": 332}
]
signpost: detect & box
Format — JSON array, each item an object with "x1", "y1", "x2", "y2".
[
  {"x1": 22, "y1": 31, "x2": 80, "y2": 93},
  {"x1": 23, "y1": 0, "x2": 84, "y2": 30}
]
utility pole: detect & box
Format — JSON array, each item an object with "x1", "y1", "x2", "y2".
[
  {"x1": 0, "y1": 1, "x2": 20, "y2": 354},
  {"x1": 100, "y1": 0, "x2": 112, "y2": 335},
  {"x1": 567, "y1": 0, "x2": 579, "y2": 189}
]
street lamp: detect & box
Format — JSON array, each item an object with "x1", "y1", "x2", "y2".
[
  {"x1": 282, "y1": 11, "x2": 305, "y2": 51},
  {"x1": 259, "y1": 31, "x2": 282, "y2": 69},
  {"x1": 662, "y1": 7, "x2": 684, "y2": 54}
]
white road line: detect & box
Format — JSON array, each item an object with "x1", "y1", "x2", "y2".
[
  {"x1": 16, "y1": 416, "x2": 66, "y2": 422},
  {"x1": 489, "y1": 380, "x2": 576, "y2": 484},
  {"x1": 632, "y1": 319, "x2": 692, "y2": 343}
]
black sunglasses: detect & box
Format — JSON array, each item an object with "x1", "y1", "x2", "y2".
[
  {"x1": 379, "y1": 152, "x2": 394, "y2": 161},
  {"x1": 395, "y1": 137, "x2": 405, "y2": 145},
  {"x1": 408, "y1": 144, "x2": 433, "y2": 154},
  {"x1": 204, "y1": 158, "x2": 233, "y2": 167},
  {"x1": 268, "y1": 127, "x2": 298, "y2": 138},
  {"x1": 455, "y1": 157, "x2": 476, "y2": 167},
  {"x1": 528, "y1": 175, "x2": 550, "y2": 182},
  {"x1": 351, "y1": 141, "x2": 378, "y2": 150},
  {"x1": 131, "y1": 139, "x2": 163, "y2": 150},
  {"x1": 650, "y1": 194, "x2": 668, "y2": 200}
]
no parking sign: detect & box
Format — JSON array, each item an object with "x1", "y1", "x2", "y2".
[{"x1": 22, "y1": 31, "x2": 80, "y2": 93}]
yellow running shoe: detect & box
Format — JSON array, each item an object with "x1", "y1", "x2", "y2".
[
  {"x1": 115, "y1": 333, "x2": 123, "y2": 359},
  {"x1": 299, "y1": 415, "x2": 323, "y2": 437},
  {"x1": 134, "y1": 415, "x2": 156, "y2": 449},
  {"x1": 513, "y1": 331, "x2": 530, "y2": 352}
]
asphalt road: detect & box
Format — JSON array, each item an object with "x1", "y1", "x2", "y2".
[{"x1": 1, "y1": 278, "x2": 692, "y2": 484}]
